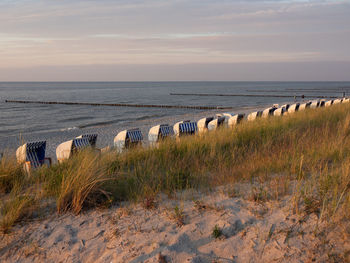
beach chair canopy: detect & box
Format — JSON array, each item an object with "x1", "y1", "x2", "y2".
[
  {"x1": 114, "y1": 128, "x2": 143, "y2": 151},
  {"x1": 179, "y1": 122, "x2": 197, "y2": 135},
  {"x1": 228, "y1": 114, "x2": 245, "y2": 126},
  {"x1": 148, "y1": 124, "x2": 174, "y2": 143},
  {"x1": 173, "y1": 120, "x2": 197, "y2": 137},
  {"x1": 159, "y1": 124, "x2": 174, "y2": 138},
  {"x1": 299, "y1": 101, "x2": 312, "y2": 111},
  {"x1": 76, "y1": 134, "x2": 98, "y2": 147},
  {"x1": 127, "y1": 129, "x2": 143, "y2": 143},
  {"x1": 274, "y1": 107, "x2": 284, "y2": 116},
  {"x1": 208, "y1": 116, "x2": 226, "y2": 131},
  {"x1": 310, "y1": 100, "x2": 320, "y2": 108},
  {"x1": 56, "y1": 137, "x2": 90, "y2": 162},
  {"x1": 288, "y1": 103, "x2": 300, "y2": 113},
  {"x1": 16, "y1": 141, "x2": 46, "y2": 168},
  {"x1": 197, "y1": 117, "x2": 214, "y2": 133},
  {"x1": 216, "y1": 113, "x2": 232, "y2": 118},
  {"x1": 247, "y1": 111, "x2": 263, "y2": 121},
  {"x1": 262, "y1": 106, "x2": 277, "y2": 118},
  {"x1": 325, "y1": 100, "x2": 334, "y2": 107},
  {"x1": 333, "y1": 98, "x2": 342, "y2": 104}
]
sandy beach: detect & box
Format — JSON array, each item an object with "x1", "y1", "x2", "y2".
[{"x1": 1, "y1": 183, "x2": 348, "y2": 263}]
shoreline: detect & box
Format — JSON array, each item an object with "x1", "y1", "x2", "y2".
[{"x1": 0, "y1": 101, "x2": 293, "y2": 161}]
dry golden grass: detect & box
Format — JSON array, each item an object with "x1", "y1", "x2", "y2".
[{"x1": 1, "y1": 103, "x2": 350, "y2": 232}]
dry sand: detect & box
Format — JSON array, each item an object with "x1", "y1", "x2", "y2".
[{"x1": 1, "y1": 185, "x2": 349, "y2": 263}]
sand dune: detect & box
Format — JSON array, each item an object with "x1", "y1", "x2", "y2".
[{"x1": 1, "y1": 186, "x2": 347, "y2": 263}]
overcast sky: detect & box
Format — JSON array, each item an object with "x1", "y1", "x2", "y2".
[{"x1": 0, "y1": 0, "x2": 350, "y2": 81}]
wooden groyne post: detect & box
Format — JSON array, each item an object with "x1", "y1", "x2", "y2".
[{"x1": 5, "y1": 100, "x2": 234, "y2": 110}]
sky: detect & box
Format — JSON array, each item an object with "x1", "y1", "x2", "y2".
[{"x1": 0, "y1": 0, "x2": 350, "y2": 81}]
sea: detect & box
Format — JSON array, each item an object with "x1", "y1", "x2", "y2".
[{"x1": 1, "y1": 81, "x2": 350, "y2": 157}]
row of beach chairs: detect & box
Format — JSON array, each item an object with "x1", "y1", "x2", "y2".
[{"x1": 13, "y1": 98, "x2": 349, "y2": 172}]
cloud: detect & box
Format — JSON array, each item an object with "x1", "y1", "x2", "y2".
[{"x1": 0, "y1": 0, "x2": 349, "y2": 80}]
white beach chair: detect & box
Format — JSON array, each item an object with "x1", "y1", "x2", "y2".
[
  {"x1": 274, "y1": 107, "x2": 285, "y2": 116},
  {"x1": 310, "y1": 100, "x2": 321, "y2": 109},
  {"x1": 298, "y1": 101, "x2": 312, "y2": 111},
  {"x1": 262, "y1": 106, "x2": 277, "y2": 118},
  {"x1": 274, "y1": 104, "x2": 290, "y2": 116},
  {"x1": 173, "y1": 120, "x2": 198, "y2": 138},
  {"x1": 114, "y1": 128, "x2": 143, "y2": 153},
  {"x1": 228, "y1": 114, "x2": 245, "y2": 127},
  {"x1": 247, "y1": 111, "x2": 263, "y2": 121},
  {"x1": 287, "y1": 103, "x2": 300, "y2": 114},
  {"x1": 56, "y1": 137, "x2": 91, "y2": 163},
  {"x1": 76, "y1": 134, "x2": 98, "y2": 147},
  {"x1": 148, "y1": 124, "x2": 174, "y2": 146},
  {"x1": 197, "y1": 117, "x2": 214, "y2": 134},
  {"x1": 207, "y1": 116, "x2": 226, "y2": 131},
  {"x1": 333, "y1": 98, "x2": 342, "y2": 105},
  {"x1": 16, "y1": 141, "x2": 51, "y2": 172},
  {"x1": 325, "y1": 100, "x2": 334, "y2": 107}
]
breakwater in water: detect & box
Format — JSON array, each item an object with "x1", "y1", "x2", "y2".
[
  {"x1": 170, "y1": 93, "x2": 339, "y2": 98},
  {"x1": 5, "y1": 99, "x2": 233, "y2": 110}
]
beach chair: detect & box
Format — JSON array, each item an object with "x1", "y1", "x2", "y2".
[
  {"x1": 76, "y1": 134, "x2": 98, "y2": 147},
  {"x1": 319, "y1": 99, "x2": 326, "y2": 107},
  {"x1": 197, "y1": 117, "x2": 214, "y2": 134},
  {"x1": 207, "y1": 116, "x2": 226, "y2": 131},
  {"x1": 298, "y1": 101, "x2": 312, "y2": 111},
  {"x1": 114, "y1": 128, "x2": 143, "y2": 152},
  {"x1": 287, "y1": 103, "x2": 300, "y2": 114},
  {"x1": 216, "y1": 113, "x2": 232, "y2": 118},
  {"x1": 228, "y1": 114, "x2": 245, "y2": 127},
  {"x1": 274, "y1": 107, "x2": 285, "y2": 116},
  {"x1": 148, "y1": 124, "x2": 174, "y2": 146},
  {"x1": 173, "y1": 120, "x2": 198, "y2": 137},
  {"x1": 274, "y1": 104, "x2": 290, "y2": 116},
  {"x1": 343, "y1": 98, "x2": 350, "y2": 103},
  {"x1": 16, "y1": 141, "x2": 51, "y2": 172},
  {"x1": 262, "y1": 106, "x2": 277, "y2": 118},
  {"x1": 247, "y1": 111, "x2": 263, "y2": 121},
  {"x1": 310, "y1": 100, "x2": 321, "y2": 109},
  {"x1": 333, "y1": 98, "x2": 342, "y2": 105},
  {"x1": 325, "y1": 100, "x2": 334, "y2": 107},
  {"x1": 56, "y1": 137, "x2": 91, "y2": 163}
]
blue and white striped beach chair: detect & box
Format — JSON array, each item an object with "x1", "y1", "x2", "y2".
[
  {"x1": 173, "y1": 120, "x2": 198, "y2": 138},
  {"x1": 179, "y1": 121, "x2": 198, "y2": 136},
  {"x1": 56, "y1": 137, "x2": 91, "y2": 162},
  {"x1": 114, "y1": 128, "x2": 143, "y2": 152},
  {"x1": 16, "y1": 141, "x2": 51, "y2": 171},
  {"x1": 207, "y1": 116, "x2": 226, "y2": 131},
  {"x1": 197, "y1": 117, "x2": 214, "y2": 134},
  {"x1": 148, "y1": 124, "x2": 174, "y2": 146},
  {"x1": 76, "y1": 134, "x2": 98, "y2": 147}
]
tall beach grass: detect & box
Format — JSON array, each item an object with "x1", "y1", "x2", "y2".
[{"x1": 1, "y1": 103, "x2": 350, "y2": 232}]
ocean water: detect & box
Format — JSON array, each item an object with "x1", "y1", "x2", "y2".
[{"x1": 1, "y1": 81, "x2": 349, "y2": 154}]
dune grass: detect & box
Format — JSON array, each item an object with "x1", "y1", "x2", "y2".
[{"x1": 1, "y1": 103, "x2": 350, "y2": 232}]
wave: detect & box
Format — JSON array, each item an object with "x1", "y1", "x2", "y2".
[
  {"x1": 60, "y1": 126, "x2": 78, "y2": 131},
  {"x1": 61, "y1": 116, "x2": 93, "y2": 122},
  {"x1": 78, "y1": 118, "x2": 129, "y2": 129},
  {"x1": 136, "y1": 114, "x2": 165, "y2": 121}
]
